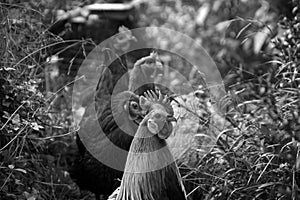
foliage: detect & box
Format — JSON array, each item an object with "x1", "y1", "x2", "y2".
[
  {"x1": 0, "y1": 2, "x2": 79, "y2": 200},
  {"x1": 0, "y1": 0, "x2": 299, "y2": 200},
  {"x1": 137, "y1": 0, "x2": 299, "y2": 199}
]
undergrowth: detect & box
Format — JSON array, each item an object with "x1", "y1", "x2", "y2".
[
  {"x1": 0, "y1": 0, "x2": 299, "y2": 200},
  {"x1": 179, "y1": 1, "x2": 300, "y2": 199},
  {"x1": 0, "y1": 2, "x2": 80, "y2": 200}
]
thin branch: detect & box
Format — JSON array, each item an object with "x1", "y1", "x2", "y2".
[{"x1": 0, "y1": 123, "x2": 28, "y2": 152}]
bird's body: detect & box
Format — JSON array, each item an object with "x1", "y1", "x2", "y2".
[
  {"x1": 115, "y1": 91, "x2": 187, "y2": 200},
  {"x1": 70, "y1": 91, "x2": 141, "y2": 199},
  {"x1": 117, "y1": 126, "x2": 187, "y2": 200},
  {"x1": 70, "y1": 52, "x2": 171, "y2": 199}
]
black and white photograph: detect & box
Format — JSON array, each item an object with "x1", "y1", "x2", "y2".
[{"x1": 0, "y1": 0, "x2": 299, "y2": 199}]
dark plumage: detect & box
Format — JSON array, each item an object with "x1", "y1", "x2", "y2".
[
  {"x1": 70, "y1": 59, "x2": 138, "y2": 198},
  {"x1": 115, "y1": 91, "x2": 187, "y2": 200},
  {"x1": 70, "y1": 52, "x2": 171, "y2": 199},
  {"x1": 70, "y1": 90, "x2": 142, "y2": 199}
]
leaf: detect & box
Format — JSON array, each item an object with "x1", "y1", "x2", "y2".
[
  {"x1": 3, "y1": 67, "x2": 16, "y2": 71},
  {"x1": 30, "y1": 122, "x2": 43, "y2": 131},
  {"x1": 253, "y1": 27, "x2": 269, "y2": 54},
  {"x1": 215, "y1": 20, "x2": 232, "y2": 32},
  {"x1": 196, "y1": 3, "x2": 210, "y2": 25},
  {"x1": 12, "y1": 114, "x2": 20, "y2": 125},
  {"x1": 14, "y1": 168, "x2": 27, "y2": 174},
  {"x1": 28, "y1": 65, "x2": 36, "y2": 69},
  {"x1": 257, "y1": 182, "x2": 279, "y2": 189},
  {"x1": 215, "y1": 19, "x2": 236, "y2": 32},
  {"x1": 8, "y1": 164, "x2": 14, "y2": 169}
]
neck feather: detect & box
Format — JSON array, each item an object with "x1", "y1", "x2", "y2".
[{"x1": 117, "y1": 124, "x2": 182, "y2": 200}]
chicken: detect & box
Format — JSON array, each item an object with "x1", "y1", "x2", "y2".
[
  {"x1": 70, "y1": 52, "x2": 170, "y2": 199},
  {"x1": 69, "y1": 90, "x2": 143, "y2": 200},
  {"x1": 128, "y1": 51, "x2": 174, "y2": 97},
  {"x1": 128, "y1": 52, "x2": 161, "y2": 93},
  {"x1": 114, "y1": 90, "x2": 187, "y2": 200}
]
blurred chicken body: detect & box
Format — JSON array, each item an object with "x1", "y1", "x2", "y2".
[
  {"x1": 128, "y1": 52, "x2": 163, "y2": 94},
  {"x1": 70, "y1": 90, "x2": 142, "y2": 199},
  {"x1": 70, "y1": 52, "x2": 168, "y2": 199}
]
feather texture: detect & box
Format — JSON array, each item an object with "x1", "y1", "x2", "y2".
[
  {"x1": 116, "y1": 91, "x2": 187, "y2": 200},
  {"x1": 70, "y1": 52, "x2": 170, "y2": 199},
  {"x1": 70, "y1": 90, "x2": 141, "y2": 198}
]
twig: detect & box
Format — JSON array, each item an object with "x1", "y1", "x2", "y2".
[
  {"x1": 0, "y1": 102, "x2": 26, "y2": 131},
  {"x1": 29, "y1": 128, "x2": 78, "y2": 140},
  {"x1": 0, "y1": 171, "x2": 13, "y2": 191},
  {"x1": 45, "y1": 75, "x2": 85, "y2": 102},
  {"x1": 12, "y1": 40, "x2": 88, "y2": 69},
  {"x1": 186, "y1": 185, "x2": 201, "y2": 198},
  {"x1": 34, "y1": 180, "x2": 71, "y2": 187},
  {"x1": 0, "y1": 123, "x2": 28, "y2": 152}
]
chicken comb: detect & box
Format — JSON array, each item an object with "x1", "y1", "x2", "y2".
[
  {"x1": 144, "y1": 90, "x2": 170, "y2": 104},
  {"x1": 149, "y1": 51, "x2": 158, "y2": 59},
  {"x1": 143, "y1": 90, "x2": 173, "y2": 113}
]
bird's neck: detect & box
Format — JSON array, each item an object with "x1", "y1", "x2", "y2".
[
  {"x1": 117, "y1": 125, "x2": 179, "y2": 200},
  {"x1": 125, "y1": 124, "x2": 175, "y2": 171},
  {"x1": 130, "y1": 123, "x2": 166, "y2": 151}
]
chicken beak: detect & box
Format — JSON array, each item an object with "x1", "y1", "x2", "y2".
[
  {"x1": 140, "y1": 110, "x2": 148, "y2": 117},
  {"x1": 167, "y1": 116, "x2": 177, "y2": 122},
  {"x1": 155, "y1": 61, "x2": 163, "y2": 70}
]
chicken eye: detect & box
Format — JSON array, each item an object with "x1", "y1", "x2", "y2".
[
  {"x1": 154, "y1": 113, "x2": 162, "y2": 119},
  {"x1": 145, "y1": 60, "x2": 154, "y2": 65},
  {"x1": 130, "y1": 101, "x2": 139, "y2": 110}
]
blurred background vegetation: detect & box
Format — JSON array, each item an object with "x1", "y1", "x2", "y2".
[{"x1": 0, "y1": 0, "x2": 299, "y2": 199}]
